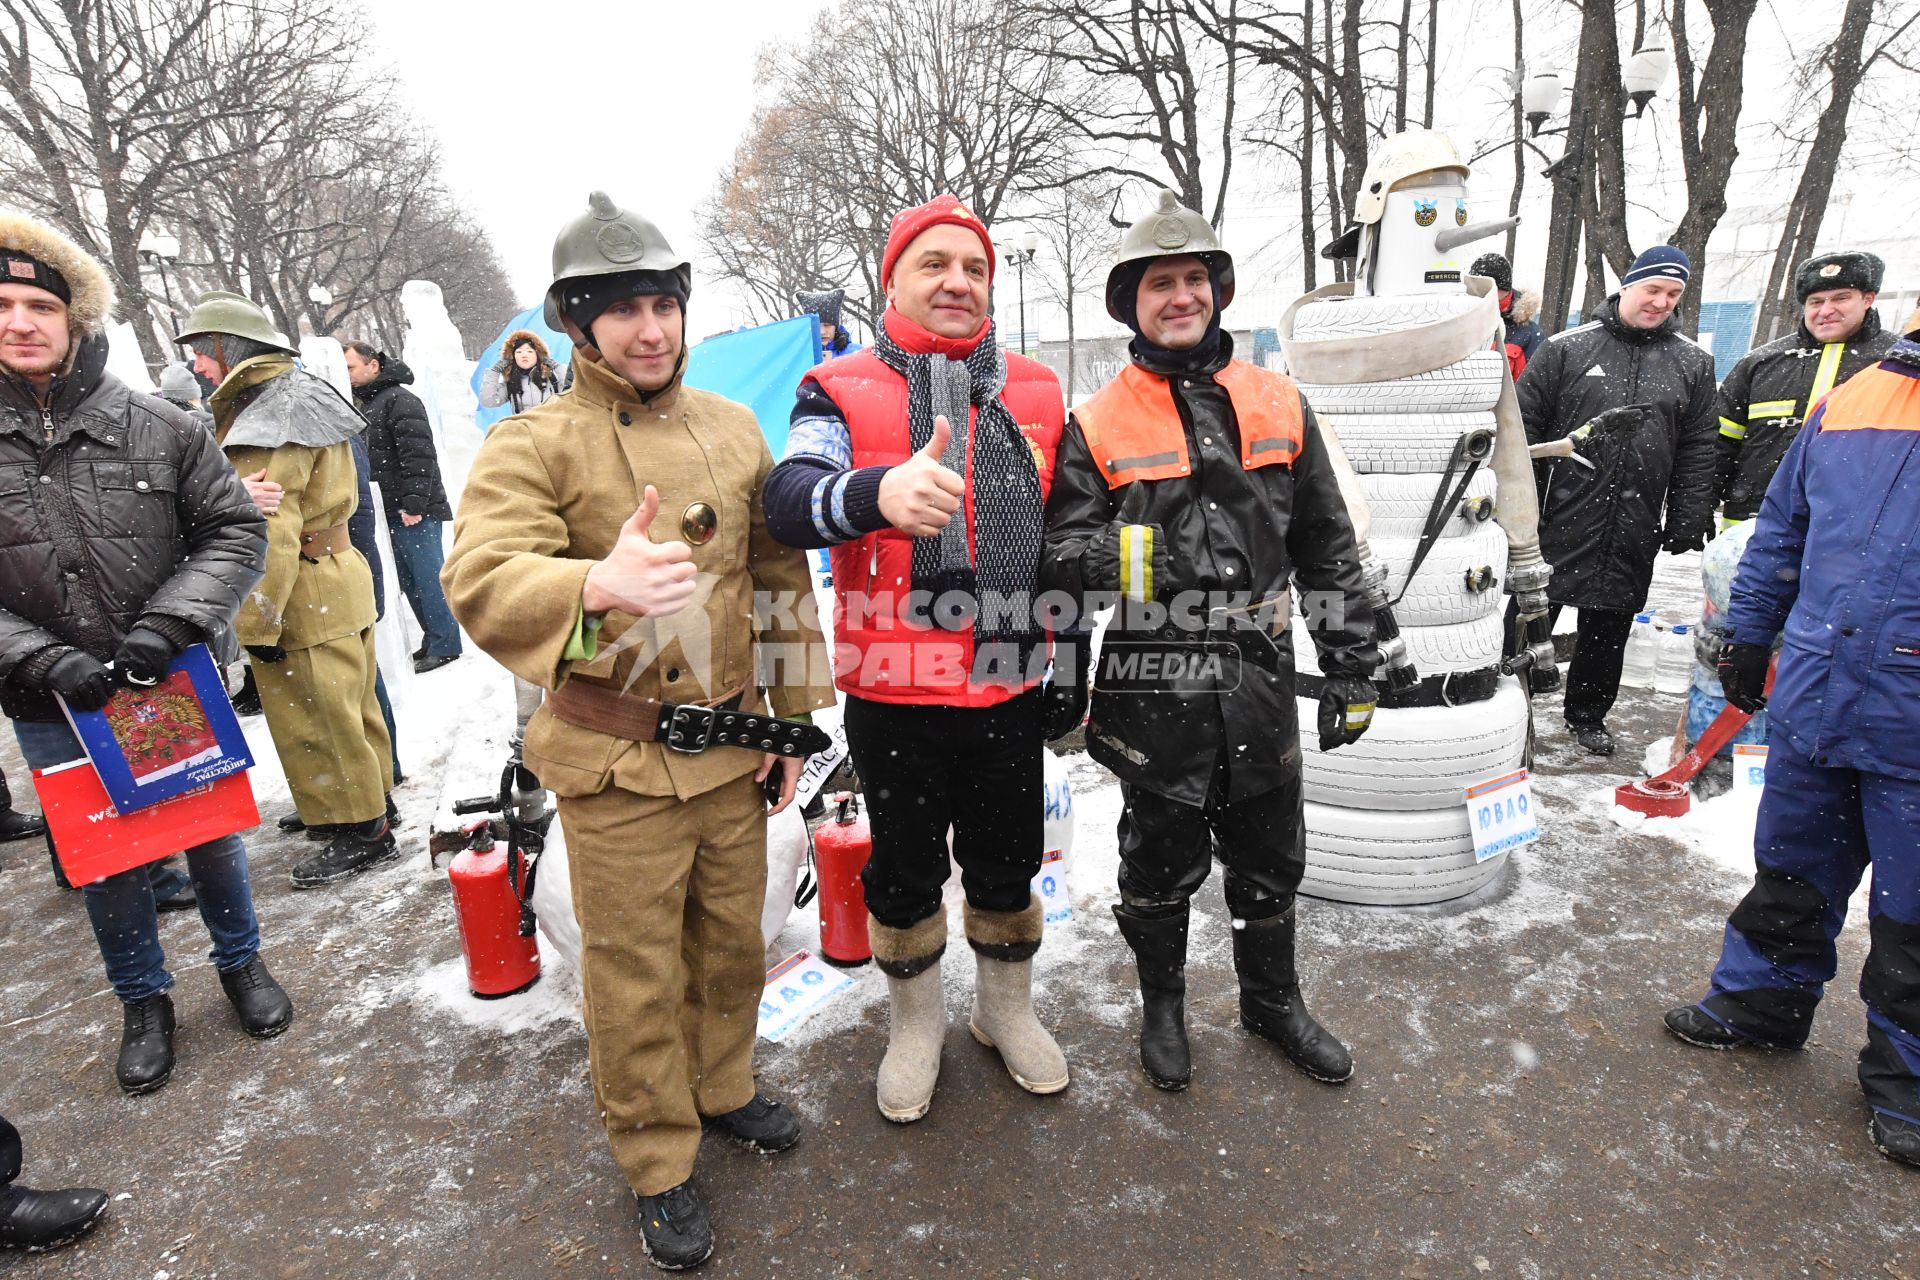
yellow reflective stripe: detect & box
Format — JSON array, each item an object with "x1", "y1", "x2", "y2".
[
  {"x1": 1810, "y1": 343, "x2": 1845, "y2": 402},
  {"x1": 1718, "y1": 416, "x2": 1747, "y2": 440},
  {"x1": 1746, "y1": 400, "x2": 1797, "y2": 420},
  {"x1": 1118, "y1": 523, "x2": 1153, "y2": 602},
  {"x1": 1345, "y1": 701, "x2": 1375, "y2": 729}
]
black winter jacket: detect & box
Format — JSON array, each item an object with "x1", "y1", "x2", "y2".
[
  {"x1": 1712, "y1": 310, "x2": 1892, "y2": 521},
  {"x1": 354, "y1": 360, "x2": 452, "y2": 521},
  {"x1": 1517, "y1": 297, "x2": 1718, "y2": 613},
  {"x1": 0, "y1": 334, "x2": 268, "y2": 721},
  {"x1": 1041, "y1": 340, "x2": 1377, "y2": 805}
]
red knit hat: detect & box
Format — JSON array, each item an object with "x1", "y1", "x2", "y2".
[{"x1": 881, "y1": 194, "x2": 996, "y2": 287}]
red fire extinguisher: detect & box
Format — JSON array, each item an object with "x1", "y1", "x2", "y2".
[
  {"x1": 446, "y1": 763, "x2": 545, "y2": 999},
  {"x1": 815, "y1": 791, "x2": 873, "y2": 967}
]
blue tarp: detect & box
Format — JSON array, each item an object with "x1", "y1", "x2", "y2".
[
  {"x1": 467, "y1": 305, "x2": 575, "y2": 432},
  {"x1": 467, "y1": 310, "x2": 821, "y2": 456}
]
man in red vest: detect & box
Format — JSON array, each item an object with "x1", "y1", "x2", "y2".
[
  {"x1": 1041, "y1": 191, "x2": 1379, "y2": 1092},
  {"x1": 765, "y1": 194, "x2": 1070, "y2": 1124}
]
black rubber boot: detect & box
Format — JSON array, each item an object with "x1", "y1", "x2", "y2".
[
  {"x1": 1232, "y1": 908, "x2": 1353, "y2": 1084},
  {"x1": 219, "y1": 955, "x2": 294, "y2": 1039},
  {"x1": 1112, "y1": 905, "x2": 1192, "y2": 1091},
  {"x1": 0, "y1": 807, "x2": 46, "y2": 843},
  {"x1": 1571, "y1": 723, "x2": 1616, "y2": 756},
  {"x1": 703, "y1": 1092, "x2": 800, "y2": 1153},
  {"x1": 634, "y1": 1181, "x2": 713, "y2": 1270},
  {"x1": 0, "y1": 1184, "x2": 109, "y2": 1254},
  {"x1": 116, "y1": 992, "x2": 176, "y2": 1095},
  {"x1": 290, "y1": 817, "x2": 398, "y2": 889}
]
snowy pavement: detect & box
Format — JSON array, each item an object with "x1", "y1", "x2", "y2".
[{"x1": 3, "y1": 552, "x2": 1917, "y2": 1278}]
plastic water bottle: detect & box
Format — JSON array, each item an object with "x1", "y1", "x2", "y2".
[
  {"x1": 1620, "y1": 612, "x2": 1659, "y2": 689},
  {"x1": 1654, "y1": 622, "x2": 1694, "y2": 696}
]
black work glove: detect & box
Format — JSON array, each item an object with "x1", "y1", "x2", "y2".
[
  {"x1": 1041, "y1": 639, "x2": 1093, "y2": 742},
  {"x1": 1717, "y1": 642, "x2": 1770, "y2": 715},
  {"x1": 246, "y1": 644, "x2": 288, "y2": 665},
  {"x1": 1662, "y1": 526, "x2": 1708, "y2": 555},
  {"x1": 1316, "y1": 676, "x2": 1377, "y2": 753},
  {"x1": 1091, "y1": 519, "x2": 1170, "y2": 603},
  {"x1": 45, "y1": 651, "x2": 113, "y2": 711},
  {"x1": 112, "y1": 625, "x2": 179, "y2": 687}
]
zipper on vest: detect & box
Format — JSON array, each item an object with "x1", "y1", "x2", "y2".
[
  {"x1": 869, "y1": 538, "x2": 879, "y2": 580},
  {"x1": 40, "y1": 405, "x2": 54, "y2": 443}
]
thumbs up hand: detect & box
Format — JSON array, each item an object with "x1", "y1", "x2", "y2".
[
  {"x1": 877, "y1": 414, "x2": 966, "y2": 537},
  {"x1": 582, "y1": 485, "x2": 698, "y2": 617}
]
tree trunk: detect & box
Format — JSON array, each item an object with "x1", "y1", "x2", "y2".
[
  {"x1": 1423, "y1": 0, "x2": 1437, "y2": 128},
  {"x1": 1393, "y1": 0, "x2": 1411, "y2": 131},
  {"x1": 1504, "y1": 0, "x2": 1525, "y2": 262},
  {"x1": 1667, "y1": 0, "x2": 1760, "y2": 334},
  {"x1": 1753, "y1": 0, "x2": 1886, "y2": 343}
]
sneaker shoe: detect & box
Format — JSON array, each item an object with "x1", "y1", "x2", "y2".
[
  {"x1": 219, "y1": 955, "x2": 294, "y2": 1038},
  {"x1": 1662, "y1": 1005, "x2": 1746, "y2": 1049},
  {"x1": 704, "y1": 1093, "x2": 800, "y2": 1154},
  {"x1": 1571, "y1": 723, "x2": 1615, "y2": 756},
  {"x1": 634, "y1": 1181, "x2": 713, "y2": 1271},
  {"x1": 290, "y1": 818, "x2": 398, "y2": 889}
]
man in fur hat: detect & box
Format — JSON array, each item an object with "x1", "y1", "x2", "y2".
[
  {"x1": 176, "y1": 291, "x2": 397, "y2": 889},
  {"x1": 0, "y1": 213, "x2": 290, "y2": 1094}
]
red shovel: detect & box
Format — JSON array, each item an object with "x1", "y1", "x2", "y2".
[{"x1": 1614, "y1": 657, "x2": 1776, "y2": 817}]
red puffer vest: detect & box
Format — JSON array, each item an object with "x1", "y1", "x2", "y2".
[{"x1": 811, "y1": 321, "x2": 1065, "y2": 707}]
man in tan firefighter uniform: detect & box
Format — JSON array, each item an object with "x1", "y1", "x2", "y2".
[
  {"x1": 176, "y1": 292, "x2": 397, "y2": 889},
  {"x1": 1040, "y1": 192, "x2": 1378, "y2": 1092},
  {"x1": 442, "y1": 192, "x2": 834, "y2": 1272},
  {"x1": 1714, "y1": 251, "x2": 1894, "y2": 525}
]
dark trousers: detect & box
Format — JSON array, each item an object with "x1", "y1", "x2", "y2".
[
  {"x1": 1505, "y1": 600, "x2": 1635, "y2": 727},
  {"x1": 844, "y1": 689, "x2": 1044, "y2": 929},
  {"x1": 1701, "y1": 747, "x2": 1920, "y2": 1123},
  {"x1": 389, "y1": 517, "x2": 463, "y2": 658},
  {"x1": 1118, "y1": 741, "x2": 1305, "y2": 922}
]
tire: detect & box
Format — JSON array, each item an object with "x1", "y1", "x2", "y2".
[
  {"x1": 1357, "y1": 470, "x2": 1498, "y2": 541},
  {"x1": 1370, "y1": 522, "x2": 1509, "y2": 626},
  {"x1": 1297, "y1": 678, "x2": 1528, "y2": 811},
  {"x1": 1319, "y1": 411, "x2": 1495, "y2": 474},
  {"x1": 1292, "y1": 292, "x2": 1488, "y2": 342},
  {"x1": 1289, "y1": 611, "x2": 1503, "y2": 678},
  {"x1": 1299, "y1": 350, "x2": 1505, "y2": 414},
  {"x1": 1299, "y1": 800, "x2": 1506, "y2": 906}
]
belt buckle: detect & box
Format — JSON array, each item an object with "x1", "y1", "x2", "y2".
[{"x1": 665, "y1": 704, "x2": 717, "y2": 753}]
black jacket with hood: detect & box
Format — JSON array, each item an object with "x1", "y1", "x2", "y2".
[
  {"x1": 0, "y1": 334, "x2": 267, "y2": 720},
  {"x1": 354, "y1": 357, "x2": 452, "y2": 521},
  {"x1": 1517, "y1": 295, "x2": 1718, "y2": 613}
]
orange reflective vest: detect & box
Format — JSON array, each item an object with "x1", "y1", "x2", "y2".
[{"x1": 1074, "y1": 360, "x2": 1305, "y2": 489}]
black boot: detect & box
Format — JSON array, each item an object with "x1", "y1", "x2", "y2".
[
  {"x1": 219, "y1": 955, "x2": 294, "y2": 1038},
  {"x1": 290, "y1": 816, "x2": 398, "y2": 889},
  {"x1": 0, "y1": 807, "x2": 45, "y2": 843},
  {"x1": 1870, "y1": 1113, "x2": 1920, "y2": 1169},
  {"x1": 116, "y1": 992, "x2": 175, "y2": 1095},
  {"x1": 231, "y1": 666, "x2": 261, "y2": 716},
  {"x1": 704, "y1": 1092, "x2": 800, "y2": 1153},
  {"x1": 1232, "y1": 908, "x2": 1353, "y2": 1084},
  {"x1": 0, "y1": 1184, "x2": 109, "y2": 1253},
  {"x1": 1571, "y1": 723, "x2": 1615, "y2": 756},
  {"x1": 634, "y1": 1181, "x2": 713, "y2": 1270},
  {"x1": 1112, "y1": 905, "x2": 1192, "y2": 1091}
]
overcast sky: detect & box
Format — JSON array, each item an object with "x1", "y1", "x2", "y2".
[{"x1": 367, "y1": 0, "x2": 818, "y2": 333}]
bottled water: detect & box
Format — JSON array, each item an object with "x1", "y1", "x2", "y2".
[
  {"x1": 1620, "y1": 612, "x2": 1659, "y2": 689},
  {"x1": 1654, "y1": 622, "x2": 1694, "y2": 696}
]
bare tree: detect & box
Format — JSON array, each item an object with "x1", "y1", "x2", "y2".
[
  {"x1": 1753, "y1": 0, "x2": 1920, "y2": 342},
  {"x1": 1027, "y1": 178, "x2": 1117, "y2": 400},
  {"x1": 1666, "y1": 0, "x2": 1761, "y2": 332}
]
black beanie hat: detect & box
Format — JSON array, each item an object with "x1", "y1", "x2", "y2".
[
  {"x1": 1, "y1": 250, "x2": 71, "y2": 305},
  {"x1": 1470, "y1": 252, "x2": 1513, "y2": 293},
  {"x1": 560, "y1": 267, "x2": 691, "y2": 340},
  {"x1": 1795, "y1": 251, "x2": 1884, "y2": 303}
]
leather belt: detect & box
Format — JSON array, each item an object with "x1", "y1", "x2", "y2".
[
  {"x1": 1133, "y1": 624, "x2": 1284, "y2": 674},
  {"x1": 298, "y1": 523, "x2": 351, "y2": 558},
  {"x1": 1296, "y1": 664, "x2": 1502, "y2": 709},
  {"x1": 545, "y1": 680, "x2": 832, "y2": 757}
]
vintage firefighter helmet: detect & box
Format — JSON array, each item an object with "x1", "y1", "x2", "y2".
[
  {"x1": 544, "y1": 191, "x2": 692, "y2": 331},
  {"x1": 173, "y1": 290, "x2": 297, "y2": 354},
  {"x1": 1351, "y1": 129, "x2": 1471, "y2": 226},
  {"x1": 1105, "y1": 189, "x2": 1236, "y2": 322}
]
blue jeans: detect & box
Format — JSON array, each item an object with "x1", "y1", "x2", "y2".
[
  {"x1": 11, "y1": 718, "x2": 262, "y2": 1004},
  {"x1": 374, "y1": 668, "x2": 402, "y2": 784},
  {"x1": 388, "y1": 517, "x2": 463, "y2": 658}
]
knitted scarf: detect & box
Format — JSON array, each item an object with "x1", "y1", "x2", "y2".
[{"x1": 872, "y1": 309, "x2": 1044, "y2": 659}]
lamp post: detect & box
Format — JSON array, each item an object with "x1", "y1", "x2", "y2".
[
  {"x1": 1002, "y1": 228, "x2": 1040, "y2": 356},
  {"x1": 136, "y1": 229, "x2": 181, "y2": 319},
  {"x1": 1518, "y1": 46, "x2": 1671, "y2": 335}
]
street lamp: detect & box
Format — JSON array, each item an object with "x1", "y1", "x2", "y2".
[
  {"x1": 137, "y1": 229, "x2": 181, "y2": 319},
  {"x1": 1001, "y1": 228, "x2": 1040, "y2": 357}
]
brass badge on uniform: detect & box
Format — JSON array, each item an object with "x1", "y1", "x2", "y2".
[{"x1": 681, "y1": 502, "x2": 718, "y2": 545}]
